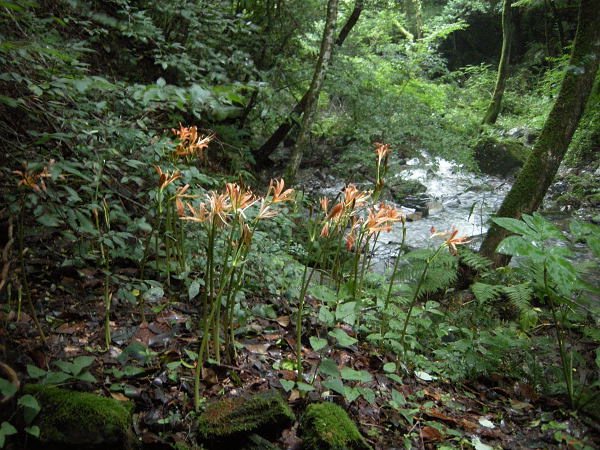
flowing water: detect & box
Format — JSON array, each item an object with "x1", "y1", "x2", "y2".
[{"x1": 316, "y1": 154, "x2": 512, "y2": 270}]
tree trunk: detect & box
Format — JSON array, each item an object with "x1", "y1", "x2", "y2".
[
  {"x1": 254, "y1": 0, "x2": 361, "y2": 168},
  {"x1": 479, "y1": 0, "x2": 600, "y2": 265},
  {"x1": 404, "y1": 0, "x2": 423, "y2": 40},
  {"x1": 482, "y1": 0, "x2": 514, "y2": 125},
  {"x1": 284, "y1": 0, "x2": 339, "y2": 183},
  {"x1": 336, "y1": 0, "x2": 364, "y2": 46}
]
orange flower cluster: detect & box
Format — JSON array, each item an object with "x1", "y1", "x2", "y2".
[
  {"x1": 153, "y1": 165, "x2": 181, "y2": 191},
  {"x1": 374, "y1": 142, "x2": 392, "y2": 166},
  {"x1": 181, "y1": 179, "x2": 295, "y2": 227},
  {"x1": 430, "y1": 225, "x2": 471, "y2": 255},
  {"x1": 172, "y1": 125, "x2": 213, "y2": 159},
  {"x1": 13, "y1": 160, "x2": 55, "y2": 193},
  {"x1": 318, "y1": 183, "x2": 403, "y2": 250}
]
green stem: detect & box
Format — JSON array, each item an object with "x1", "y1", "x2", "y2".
[
  {"x1": 382, "y1": 224, "x2": 406, "y2": 335},
  {"x1": 398, "y1": 245, "x2": 443, "y2": 361},
  {"x1": 544, "y1": 265, "x2": 574, "y2": 408}
]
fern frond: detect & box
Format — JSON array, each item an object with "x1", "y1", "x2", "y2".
[
  {"x1": 472, "y1": 282, "x2": 504, "y2": 304},
  {"x1": 459, "y1": 248, "x2": 493, "y2": 271}
]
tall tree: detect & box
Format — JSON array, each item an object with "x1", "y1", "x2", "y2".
[
  {"x1": 482, "y1": 0, "x2": 514, "y2": 125},
  {"x1": 254, "y1": 0, "x2": 363, "y2": 168},
  {"x1": 479, "y1": 0, "x2": 600, "y2": 264},
  {"x1": 404, "y1": 0, "x2": 423, "y2": 40},
  {"x1": 285, "y1": 0, "x2": 339, "y2": 183}
]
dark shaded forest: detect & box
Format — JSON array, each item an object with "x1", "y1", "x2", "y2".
[{"x1": 1, "y1": 0, "x2": 599, "y2": 448}]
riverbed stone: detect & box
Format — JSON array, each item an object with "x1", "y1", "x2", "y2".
[
  {"x1": 197, "y1": 389, "x2": 294, "y2": 447},
  {"x1": 299, "y1": 402, "x2": 372, "y2": 450},
  {"x1": 22, "y1": 384, "x2": 135, "y2": 450},
  {"x1": 389, "y1": 180, "x2": 428, "y2": 204},
  {"x1": 473, "y1": 136, "x2": 529, "y2": 177}
]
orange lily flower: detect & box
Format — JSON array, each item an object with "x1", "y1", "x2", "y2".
[
  {"x1": 13, "y1": 160, "x2": 55, "y2": 193},
  {"x1": 343, "y1": 184, "x2": 371, "y2": 210},
  {"x1": 374, "y1": 142, "x2": 392, "y2": 166},
  {"x1": 268, "y1": 178, "x2": 295, "y2": 204},
  {"x1": 226, "y1": 183, "x2": 257, "y2": 218},
  {"x1": 153, "y1": 165, "x2": 181, "y2": 190},
  {"x1": 430, "y1": 226, "x2": 471, "y2": 255},
  {"x1": 172, "y1": 125, "x2": 213, "y2": 159}
]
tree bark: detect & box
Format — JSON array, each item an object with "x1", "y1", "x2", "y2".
[
  {"x1": 284, "y1": 0, "x2": 339, "y2": 183},
  {"x1": 404, "y1": 0, "x2": 423, "y2": 40},
  {"x1": 254, "y1": 0, "x2": 361, "y2": 168},
  {"x1": 336, "y1": 0, "x2": 364, "y2": 46},
  {"x1": 482, "y1": 0, "x2": 514, "y2": 125},
  {"x1": 479, "y1": 0, "x2": 600, "y2": 265}
]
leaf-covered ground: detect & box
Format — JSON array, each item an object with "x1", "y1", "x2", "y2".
[{"x1": 2, "y1": 255, "x2": 599, "y2": 449}]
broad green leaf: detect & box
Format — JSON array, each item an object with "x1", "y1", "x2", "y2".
[
  {"x1": 319, "y1": 359, "x2": 340, "y2": 378},
  {"x1": 37, "y1": 213, "x2": 61, "y2": 227},
  {"x1": 0, "y1": 421, "x2": 17, "y2": 447},
  {"x1": 309, "y1": 284, "x2": 338, "y2": 305},
  {"x1": 335, "y1": 301, "x2": 357, "y2": 325},
  {"x1": 344, "y1": 386, "x2": 360, "y2": 403},
  {"x1": 340, "y1": 367, "x2": 372, "y2": 383},
  {"x1": 25, "y1": 425, "x2": 40, "y2": 438},
  {"x1": 492, "y1": 217, "x2": 534, "y2": 237},
  {"x1": 496, "y1": 235, "x2": 534, "y2": 256},
  {"x1": 43, "y1": 371, "x2": 71, "y2": 385},
  {"x1": 309, "y1": 337, "x2": 327, "y2": 352},
  {"x1": 391, "y1": 389, "x2": 406, "y2": 406},
  {"x1": 188, "y1": 280, "x2": 200, "y2": 300},
  {"x1": 383, "y1": 362, "x2": 396, "y2": 373},
  {"x1": 75, "y1": 371, "x2": 96, "y2": 383},
  {"x1": 318, "y1": 306, "x2": 334, "y2": 326},
  {"x1": 72, "y1": 356, "x2": 95, "y2": 373},
  {"x1": 0, "y1": 378, "x2": 17, "y2": 398},
  {"x1": 54, "y1": 360, "x2": 75, "y2": 375},
  {"x1": 358, "y1": 387, "x2": 376, "y2": 404},
  {"x1": 328, "y1": 328, "x2": 357, "y2": 347},
  {"x1": 322, "y1": 378, "x2": 345, "y2": 395},
  {"x1": 296, "y1": 382, "x2": 315, "y2": 392},
  {"x1": 27, "y1": 365, "x2": 46, "y2": 379},
  {"x1": 18, "y1": 394, "x2": 40, "y2": 424},
  {"x1": 280, "y1": 380, "x2": 295, "y2": 392},
  {"x1": 143, "y1": 286, "x2": 164, "y2": 303}
]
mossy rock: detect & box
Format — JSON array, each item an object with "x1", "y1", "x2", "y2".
[
  {"x1": 473, "y1": 136, "x2": 529, "y2": 177},
  {"x1": 299, "y1": 403, "x2": 372, "y2": 450},
  {"x1": 388, "y1": 180, "x2": 427, "y2": 204},
  {"x1": 22, "y1": 384, "x2": 135, "y2": 450},
  {"x1": 198, "y1": 389, "x2": 294, "y2": 447}
]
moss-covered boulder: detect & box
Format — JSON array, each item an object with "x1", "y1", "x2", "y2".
[
  {"x1": 198, "y1": 389, "x2": 294, "y2": 447},
  {"x1": 388, "y1": 180, "x2": 427, "y2": 204},
  {"x1": 473, "y1": 136, "x2": 529, "y2": 177},
  {"x1": 299, "y1": 403, "x2": 372, "y2": 450},
  {"x1": 22, "y1": 384, "x2": 135, "y2": 450}
]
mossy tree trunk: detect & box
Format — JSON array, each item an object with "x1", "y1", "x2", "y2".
[
  {"x1": 479, "y1": 0, "x2": 600, "y2": 265},
  {"x1": 404, "y1": 0, "x2": 423, "y2": 40},
  {"x1": 284, "y1": 0, "x2": 339, "y2": 183},
  {"x1": 482, "y1": 0, "x2": 514, "y2": 125},
  {"x1": 255, "y1": 0, "x2": 361, "y2": 168}
]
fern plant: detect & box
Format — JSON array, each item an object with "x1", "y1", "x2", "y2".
[{"x1": 494, "y1": 212, "x2": 600, "y2": 408}]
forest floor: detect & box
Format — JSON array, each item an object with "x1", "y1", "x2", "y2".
[{"x1": 2, "y1": 251, "x2": 599, "y2": 450}]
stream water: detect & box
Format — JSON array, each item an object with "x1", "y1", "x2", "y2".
[{"x1": 316, "y1": 154, "x2": 512, "y2": 271}]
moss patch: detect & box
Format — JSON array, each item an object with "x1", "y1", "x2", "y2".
[
  {"x1": 473, "y1": 136, "x2": 529, "y2": 177},
  {"x1": 299, "y1": 402, "x2": 371, "y2": 450},
  {"x1": 22, "y1": 384, "x2": 134, "y2": 450},
  {"x1": 198, "y1": 389, "x2": 294, "y2": 446}
]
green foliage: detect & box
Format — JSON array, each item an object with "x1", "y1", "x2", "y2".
[
  {"x1": 494, "y1": 213, "x2": 600, "y2": 407},
  {"x1": 26, "y1": 356, "x2": 96, "y2": 385}
]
